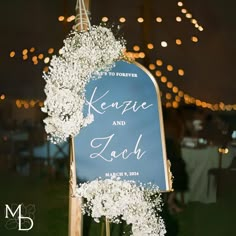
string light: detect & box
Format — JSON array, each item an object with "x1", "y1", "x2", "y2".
[
  {"x1": 0, "y1": 94, "x2": 5, "y2": 100},
  {"x1": 167, "y1": 81, "x2": 173, "y2": 88},
  {"x1": 156, "y1": 59, "x2": 163, "y2": 66},
  {"x1": 167, "y1": 65, "x2": 174, "y2": 71},
  {"x1": 138, "y1": 52, "x2": 145, "y2": 58},
  {"x1": 191, "y1": 36, "x2": 198, "y2": 42},
  {"x1": 161, "y1": 76, "x2": 167, "y2": 83},
  {"x1": 176, "y1": 39, "x2": 182, "y2": 45},
  {"x1": 8, "y1": 47, "x2": 55, "y2": 68},
  {"x1": 166, "y1": 93, "x2": 172, "y2": 100},
  {"x1": 178, "y1": 69, "x2": 184, "y2": 76},
  {"x1": 43, "y1": 66, "x2": 49, "y2": 72},
  {"x1": 2, "y1": 9, "x2": 235, "y2": 112},
  {"x1": 9, "y1": 51, "x2": 15, "y2": 57},
  {"x1": 29, "y1": 47, "x2": 35, "y2": 53},
  {"x1": 15, "y1": 99, "x2": 43, "y2": 109},
  {"x1": 147, "y1": 43, "x2": 154, "y2": 49},
  {"x1": 7, "y1": 43, "x2": 236, "y2": 111},
  {"x1": 172, "y1": 86, "x2": 178, "y2": 93},
  {"x1": 156, "y1": 17, "x2": 162, "y2": 23},
  {"x1": 58, "y1": 48, "x2": 63, "y2": 54},
  {"x1": 101, "y1": 16, "x2": 108, "y2": 22},
  {"x1": 155, "y1": 70, "x2": 162, "y2": 77},
  {"x1": 22, "y1": 49, "x2": 28, "y2": 55},
  {"x1": 67, "y1": 15, "x2": 75, "y2": 22},
  {"x1": 149, "y1": 64, "x2": 156, "y2": 70},
  {"x1": 119, "y1": 17, "x2": 126, "y2": 23},
  {"x1": 178, "y1": 91, "x2": 184, "y2": 97},
  {"x1": 38, "y1": 53, "x2": 44, "y2": 60},
  {"x1": 175, "y1": 95, "x2": 181, "y2": 102},
  {"x1": 161, "y1": 41, "x2": 168, "y2": 47},
  {"x1": 48, "y1": 48, "x2": 54, "y2": 54},
  {"x1": 186, "y1": 13, "x2": 192, "y2": 19},
  {"x1": 152, "y1": 55, "x2": 236, "y2": 111},
  {"x1": 133, "y1": 45, "x2": 140, "y2": 51},
  {"x1": 177, "y1": 1, "x2": 204, "y2": 32},
  {"x1": 137, "y1": 17, "x2": 144, "y2": 23},
  {"x1": 44, "y1": 57, "x2": 50, "y2": 63},
  {"x1": 58, "y1": 16, "x2": 65, "y2": 21},
  {"x1": 23, "y1": 55, "x2": 28, "y2": 60},
  {"x1": 176, "y1": 16, "x2": 182, "y2": 22}
]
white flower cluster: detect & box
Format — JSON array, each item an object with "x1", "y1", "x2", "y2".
[
  {"x1": 42, "y1": 25, "x2": 126, "y2": 143},
  {"x1": 76, "y1": 178, "x2": 166, "y2": 236}
]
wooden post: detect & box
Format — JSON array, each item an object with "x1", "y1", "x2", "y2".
[
  {"x1": 68, "y1": 136, "x2": 83, "y2": 236},
  {"x1": 69, "y1": 0, "x2": 95, "y2": 236},
  {"x1": 84, "y1": 0, "x2": 90, "y2": 13},
  {"x1": 68, "y1": 1, "x2": 91, "y2": 236},
  {"x1": 100, "y1": 218, "x2": 110, "y2": 236},
  {"x1": 105, "y1": 217, "x2": 110, "y2": 236}
]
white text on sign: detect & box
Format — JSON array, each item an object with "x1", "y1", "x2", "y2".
[
  {"x1": 86, "y1": 87, "x2": 153, "y2": 115},
  {"x1": 90, "y1": 134, "x2": 146, "y2": 162}
]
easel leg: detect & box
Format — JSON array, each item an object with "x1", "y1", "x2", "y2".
[
  {"x1": 69, "y1": 197, "x2": 83, "y2": 236},
  {"x1": 68, "y1": 137, "x2": 83, "y2": 236},
  {"x1": 105, "y1": 217, "x2": 110, "y2": 236}
]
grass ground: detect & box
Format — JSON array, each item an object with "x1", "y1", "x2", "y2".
[{"x1": 0, "y1": 163, "x2": 235, "y2": 236}]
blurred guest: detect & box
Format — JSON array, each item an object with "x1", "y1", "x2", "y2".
[
  {"x1": 163, "y1": 107, "x2": 188, "y2": 213},
  {"x1": 201, "y1": 112, "x2": 231, "y2": 146},
  {"x1": 191, "y1": 108, "x2": 206, "y2": 138}
]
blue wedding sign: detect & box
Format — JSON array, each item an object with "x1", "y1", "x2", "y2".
[{"x1": 74, "y1": 60, "x2": 171, "y2": 191}]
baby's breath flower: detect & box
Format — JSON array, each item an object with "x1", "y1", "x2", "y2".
[
  {"x1": 42, "y1": 25, "x2": 126, "y2": 143},
  {"x1": 76, "y1": 179, "x2": 166, "y2": 236}
]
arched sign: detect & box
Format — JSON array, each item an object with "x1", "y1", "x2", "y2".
[{"x1": 75, "y1": 60, "x2": 171, "y2": 191}]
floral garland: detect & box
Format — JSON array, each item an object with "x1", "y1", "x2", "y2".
[
  {"x1": 41, "y1": 25, "x2": 126, "y2": 143},
  {"x1": 76, "y1": 178, "x2": 166, "y2": 236}
]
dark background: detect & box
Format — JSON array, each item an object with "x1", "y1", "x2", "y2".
[{"x1": 0, "y1": 0, "x2": 236, "y2": 104}]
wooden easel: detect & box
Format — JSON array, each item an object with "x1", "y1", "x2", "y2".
[
  {"x1": 68, "y1": 1, "x2": 110, "y2": 235},
  {"x1": 68, "y1": 136, "x2": 111, "y2": 235},
  {"x1": 68, "y1": 136, "x2": 83, "y2": 236}
]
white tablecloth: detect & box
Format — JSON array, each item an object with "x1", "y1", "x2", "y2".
[{"x1": 180, "y1": 145, "x2": 235, "y2": 203}]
